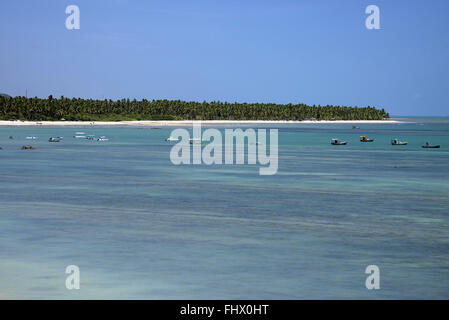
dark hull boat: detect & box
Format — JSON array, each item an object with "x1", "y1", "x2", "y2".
[
  {"x1": 422, "y1": 143, "x2": 440, "y2": 149},
  {"x1": 360, "y1": 136, "x2": 374, "y2": 142}
]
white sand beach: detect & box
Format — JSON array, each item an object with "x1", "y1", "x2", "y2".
[{"x1": 0, "y1": 119, "x2": 400, "y2": 127}]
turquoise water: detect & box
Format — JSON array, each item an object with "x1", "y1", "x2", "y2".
[{"x1": 0, "y1": 118, "x2": 448, "y2": 299}]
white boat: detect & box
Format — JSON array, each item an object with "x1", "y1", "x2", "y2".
[
  {"x1": 26, "y1": 136, "x2": 38, "y2": 140},
  {"x1": 48, "y1": 137, "x2": 63, "y2": 142},
  {"x1": 331, "y1": 138, "x2": 347, "y2": 145},
  {"x1": 189, "y1": 138, "x2": 202, "y2": 145},
  {"x1": 97, "y1": 136, "x2": 108, "y2": 141},
  {"x1": 165, "y1": 137, "x2": 180, "y2": 142},
  {"x1": 391, "y1": 138, "x2": 407, "y2": 145}
]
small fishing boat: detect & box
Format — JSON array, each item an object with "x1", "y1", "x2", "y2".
[
  {"x1": 165, "y1": 137, "x2": 180, "y2": 142},
  {"x1": 331, "y1": 138, "x2": 347, "y2": 145},
  {"x1": 360, "y1": 136, "x2": 374, "y2": 142},
  {"x1": 422, "y1": 142, "x2": 440, "y2": 149},
  {"x1": 352, "y1": 126, "x2": 360, "y2": 129},
  {"x1": 189, "y1": 138, "x2": 202, "y2": 145},
  {"x1": 48, "y1": 137, "x2": 63, "y2": 142},
  {"x1": 391, "y1": 139, "x2": 407, "y2": 145},
  {"x1": 26, "y1": 136, "x2": 38, "y2": 140},
  {"x1": 97, "y1": 136, "x2": 108, "y2": 141}
]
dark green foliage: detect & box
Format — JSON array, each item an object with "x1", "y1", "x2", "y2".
[{"x1": 0, "y1": 96, "x2": 389, "y2": 121}]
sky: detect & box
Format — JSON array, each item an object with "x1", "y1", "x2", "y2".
[{"x1": 1, "y1": 0, "x2": 448, "y2": 116}]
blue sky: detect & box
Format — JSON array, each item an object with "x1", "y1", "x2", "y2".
[{"x1": 1, "y1": 0, "x2": 448, "y2": 116}]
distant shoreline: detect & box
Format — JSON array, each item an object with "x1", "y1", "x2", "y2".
[{"x1": 0, "y1": 120, "x2": 400, "y2": 127}]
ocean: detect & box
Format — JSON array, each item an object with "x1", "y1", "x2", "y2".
[{"x1": 0, "y1": 118, "x2": 448, "y2": 299}]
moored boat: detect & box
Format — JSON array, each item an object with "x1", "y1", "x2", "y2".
[
  {"x1": 165, "y1": 137, "x2": 180, "y2": 142},
  {"x1": 331, "y1": 138, "x2": 347, "y2": 145},
  {"x1": 422, "y1": 142, "x2": 440, "y2": 149},
  {"x1": 189, "y1": 138, "x2": 202, "y2": 145},
  {"x1": 97, "y1": 136, "x2": 108, "y2": 141},
  {"x1": 48, "y1": 137, "x2": 63, "y2": 142},
  {"x1": 360, "y1": 136, "x2": 374, "y2": 142},
  {"x1": 391, "y1": 139, "x2": 407, "y2": 145}
]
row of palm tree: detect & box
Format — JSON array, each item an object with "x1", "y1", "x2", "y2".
[{"x1": 0, "y1": 96, "x2": 389, "y2": 121}]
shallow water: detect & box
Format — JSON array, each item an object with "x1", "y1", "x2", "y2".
[{"x1": 0, "y1": 118, "x2": 448, "y2": 299}]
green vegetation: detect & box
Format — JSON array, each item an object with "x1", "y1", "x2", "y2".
[{"x1": 0, "y1": 96, "x2": 389, "y2": 121}]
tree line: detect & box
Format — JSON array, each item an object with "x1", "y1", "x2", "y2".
[{"x1": 0, "y1": 96, "x2": 389, "y2": 121}]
